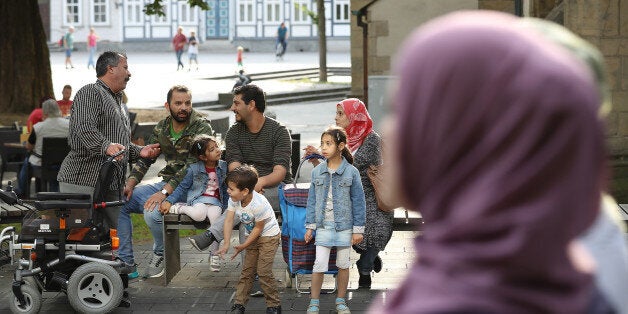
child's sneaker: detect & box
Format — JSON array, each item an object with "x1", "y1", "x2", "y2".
[
  {"x1": 306, "y1": 299, "x2": 319, "y2": 314},
  {"x1": 209, "y1": 254, "x2": 221, "y2": 272},
  {"x1": 335, "y1": 298, "x2": 351, "y2": 314},
  {"x1": 168, "y1": 203, "x2": 182, "y2": 214}
]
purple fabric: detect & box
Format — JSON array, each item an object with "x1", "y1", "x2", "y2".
[{"x1": 374, "y1": 11, "x2": 607, "y2": 313}]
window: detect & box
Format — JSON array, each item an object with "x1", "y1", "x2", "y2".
[
  {"x1": 152, "y1": 0, "x2": 170, "y2": 24},
  {"x1": 292, "y1": 0, "x2": 310, "y2": 23},
  {"x1": 178, "y1": 1, "x2": 199, "y2": 23},
  {"x1": 237, "y1": 0, "x2": 255, "y2": 24},
  {"x1": 125, "y1": 0, "x2": 143, "y2": 25},
  {"x1": 64, "y1": 0, "x2": 81, "y2": 25},
  {"x1": 265, "y1": 0, "x2": 281, "y2": 23},
  {"x1": 334, "y1": 0, "x2": 349, "y2": 22},
  {"x1": 91, "y1": 0, "x2": 109, "y2": 25}
]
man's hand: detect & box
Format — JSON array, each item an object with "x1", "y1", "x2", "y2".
[
  {"x1": 303, "y1": 145, "x2": 322, "y2": 166},
  {"x1": 254, "y1": 177, "x2": 266, "y2": 194},
  {"x1": 123, "y1": 178, "x2": 138, "y2": 200},
  {"x1": 160, "y1": 201, "x2": 172, "y2": 213},
  {"x1": 106, "y1": 143, "x2": 126, "y2": 161},
  {"x1": 144, "y1": 191, "x2": 167, "y2": 213},
  {"x1": 231, "y1": 244, "x2": 245, "y2": 260},
  {"x1": 140, "y1": 143, "x2": 161, "y2": 159},
  {"x1": 216, "y1": 244, "x2": 229, "y2": 259}
]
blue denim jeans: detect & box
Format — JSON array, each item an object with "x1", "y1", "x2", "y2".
[
  {"x1": 355, "y1": 245, "x2": 380, "y2": 275},
  {"x1": 117, "y1": 181, "x2": 167, "y2": 265}
]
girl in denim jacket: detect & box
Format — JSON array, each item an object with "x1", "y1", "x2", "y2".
[
  {"x1": 160, "y1": 134, "x2": 228, "y2": 271},
  {"x1": 304, "y1": 127, "x2": 366, "y2": 314}
]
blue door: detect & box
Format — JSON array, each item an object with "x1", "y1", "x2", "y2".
[{"x1": 205, "y1": 0, "x2": 229, "y2": 38}]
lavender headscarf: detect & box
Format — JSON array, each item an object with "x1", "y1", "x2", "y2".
[{"x1": 375, "y1": 11, "x2": 606, "y2": 313}]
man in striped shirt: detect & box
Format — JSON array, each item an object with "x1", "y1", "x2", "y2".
[
  {"x1": 58, "y1": 51, "x2": 160, "y2": 230},
  {"x1": 117, "y1": 85, "x2": 214, "y2": 279}
]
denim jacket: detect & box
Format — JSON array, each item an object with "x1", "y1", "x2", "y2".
[
  {"x1": 305, "y1": 157, "x2": 366, "y2": 233},
  {"x1": 166, "y1": 160, "x2": 229, "y2": 210}
]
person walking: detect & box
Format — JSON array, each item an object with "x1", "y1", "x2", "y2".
[
  {"x1": 87, "y1": 27, "x2": 99, "y2": 69},
  {"x1": 63, "y1": 26, "x2": 75, "y2": 69},
  {"x1": 117, "y1": 85, "x2": 213, "y2": 279},
  {"x1": 187, "y1": 31, "x2": 199, "y2": 71},
  {"x1": 57, "y1": 51, "x2": 161, "y2": 230},
  {"x1": 276, "y1": 22, "x2": 288, "y2": 59},
  {"x1": 172, "y1": 26, "x2": 187, "y2": 71}
]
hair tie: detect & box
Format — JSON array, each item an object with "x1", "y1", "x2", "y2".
[{"x1": 196, "y1": 142, "x2": 203, "y2": 151}]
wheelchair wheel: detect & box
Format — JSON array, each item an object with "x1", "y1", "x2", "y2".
[
  {"x1": 67, "y1": 262, "x2": 124, "y2": 314},
  {"x1": 9, "y1": 281, "x2": 42, "y2": 314}
]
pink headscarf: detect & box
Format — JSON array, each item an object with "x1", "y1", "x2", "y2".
[
  {"x1": 337, "y1": 98, "x2": 373, "y2": 151},
  {"x1": 373, "y1": 11, "x2": 606, "y2": 313}
]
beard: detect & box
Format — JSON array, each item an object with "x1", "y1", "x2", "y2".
[{"x1": 170, "y1": 108, "x2": 190, "y2": 123}]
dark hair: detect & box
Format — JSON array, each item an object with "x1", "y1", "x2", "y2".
[
  {"x1": 321, "y1": 126, "x2": 353, "y2": 164},
  {"x1": 232, "y1": 84, "x2": 265, "y2": 113},
  {"x1": 167, "y1": 85, "x2": 191, "y2": 104},
  {"x1": 96, "y1": 51, "x2": 127, "y2": 77},
  {"x1": 62, "y1": 84, "x2": 72, "y2": 90},
  {"x1": 226, "y1": 165, "x2": 258, "y2": 192},
  {"x1": 190, "y1": 134, "x2": 218, "y2": 159}
]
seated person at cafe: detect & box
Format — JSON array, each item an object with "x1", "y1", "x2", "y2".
[
  {"x1": 26, "y1": 96, "x2": 53, "y2": 133},
  {"x1": 57, "y1": 85, "x2": 73, "y2": 117},
  {"x1": 16, "y1": 100, "x2": 70, "y2": 197}
]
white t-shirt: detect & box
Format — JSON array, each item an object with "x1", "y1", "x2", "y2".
[{"x1": 227, "y1": 191, "x2": 280, "y2": 237}]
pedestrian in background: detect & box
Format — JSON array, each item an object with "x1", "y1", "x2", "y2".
[
  {"x1": 172, "y1": 26, "x2": 187, "y2": 71},
  {"x1": 276, "y1": 22, "x2": 288, "y2": 59},
  {"x1": 370, "y1": 11, "x2": 611, "y2": 313},
  {"x1": 63, "y1": 26, "x2": 75, "y2": 69},
  {"x1": 87, "y1": 27, "x2": 99, "y2": 69},
  {"x1": 236, "y1": 46, "x2": 244, "y2": 70},
  {"x1": 188, "y1": 31, "x2": 199, "y2": 71}
]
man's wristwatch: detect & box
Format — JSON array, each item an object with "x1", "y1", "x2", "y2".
[{"x1": 161, "y1": 189, "x2": 169, "y2": 197}]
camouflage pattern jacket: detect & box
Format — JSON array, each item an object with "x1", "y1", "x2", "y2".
[{"x1": 128, "y1": 110, "x2": 213, "y2": 189}]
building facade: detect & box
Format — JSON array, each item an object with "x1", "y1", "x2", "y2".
[{"x1": 46, "y1": 0, "x2": 350, "y2": 49}]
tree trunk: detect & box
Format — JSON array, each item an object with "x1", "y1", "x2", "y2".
[
  {"x1": 0, "y1": 0, "x2": 53, "y2": 114},
  {"x1": 317, "y1": 0, "x2": 327, "y2": 82}
]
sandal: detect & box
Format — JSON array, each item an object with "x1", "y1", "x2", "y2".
[
  {"x1": 336, "y1": 298, "x2": 351, "y2": 314},
  {"x1": 307, "y1": 299, "x2": 320, "y2": 314}
]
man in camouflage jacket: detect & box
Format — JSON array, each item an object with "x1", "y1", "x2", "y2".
[{"x1": 117, "y1": 85, "x2": 213, "y2": 278}]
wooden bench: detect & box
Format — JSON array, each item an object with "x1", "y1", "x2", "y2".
[
  {"x1": 0, "y1": 201, "x2": 32, "y2": 224},
  {"x1": 162, "y1": 213, "x2": 210, "y2": 285}
]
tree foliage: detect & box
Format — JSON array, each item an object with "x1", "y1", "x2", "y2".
[{"x1": 144, "y1": 0, "x2": 210, "y2": 16}]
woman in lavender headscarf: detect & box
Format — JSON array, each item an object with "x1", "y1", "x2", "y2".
[{"x1": 371, "y1": 11, "x2": 609, "y2": 313}]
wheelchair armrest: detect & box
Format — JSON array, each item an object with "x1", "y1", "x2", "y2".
[
  {"x1": 0, "y1": 189, "x2": 18, "y2": 205},
  {"x1": 35, "y1": 192, "x2": 91, "y2": 201},
  {"x1": 33, "y1": 200, "x2": 92, "y2": 211}
]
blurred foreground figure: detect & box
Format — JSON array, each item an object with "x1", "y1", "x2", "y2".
[{"x1": 371, "y1": 11, "x2": 611, "y2": 313}]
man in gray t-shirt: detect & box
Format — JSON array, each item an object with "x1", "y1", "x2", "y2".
[{"x1": 189, "y1": 84, "x2": 292, "y2": 254}]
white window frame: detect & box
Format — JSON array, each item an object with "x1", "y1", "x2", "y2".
[
  {"x1": 292, "y1": 0, "x2": 310, "y2": 24},
  {"x1": 90, "y1": 0, "x2": 109, "y2": 25},
  {"x1": 151, "y1": 0, "x2": 170, "y2": 24},
  {"x1": 178, "y1": 1, "x2": 199, "y2": 24},
  {"x1": 63, "y1": 0, "x2": 82, "y2": 26},
  {"x1": 333, "y1": 0, "x2": 350, "y2": 23},
  {"x1": 237, "y1": 0, "x2": 255, "y2": 24},
  {"x1": 264, "y1": 0, "x2": 282, "y2": 23},
  {"x1": 125, "y1": 0, "x2": 144, "y2": 26}
]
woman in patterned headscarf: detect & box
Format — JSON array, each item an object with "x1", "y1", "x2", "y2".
[
  {"x1": 305, "y1": 98, "x2": 394, "y2": 289},
  {"x1": 371, "y1": 11, "x2": 609, "y2": 313}
]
